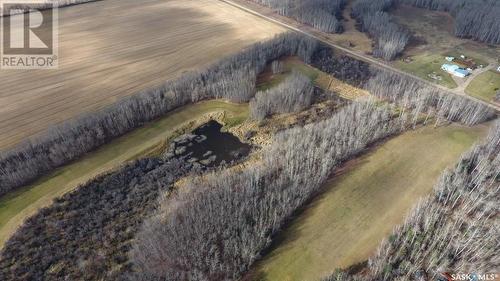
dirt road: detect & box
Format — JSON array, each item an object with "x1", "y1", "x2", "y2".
[
  {"x1": 0, "y1": 0, "x2": 283, "y2": 149},
  {"x1": 220, "y1": 0, "x2": 499, "y2": 112}
]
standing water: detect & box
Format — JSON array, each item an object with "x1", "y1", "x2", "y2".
[{"x1": 168, "y1": 120, "x2": 251, "y2": 167}]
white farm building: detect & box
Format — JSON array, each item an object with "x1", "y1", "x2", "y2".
[{"x1": 441, "y1": 64, "x2": 470, "y2": 78}]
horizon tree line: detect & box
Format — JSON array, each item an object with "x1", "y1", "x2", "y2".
[{"x1": 398, "y1": 0, "x2": 500, "y2": 44}]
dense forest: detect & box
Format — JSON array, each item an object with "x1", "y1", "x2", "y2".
[
  {"x1": 351, "y1": 0, "x2": 410, "y2": 60},
  {"x1": 323, "y1": 121, "x2": 500, "y2": 281},
  {"x1": 398, "y1": 0, "x2": 500, "y2": 44},
  {"x1": 0, "y1": 33, "x2": 318, "y2": 197},
  {"x1": 250, "y1": 71, "x2": 314, "y2": 120},
  {"x1": 251, "y1": 0, "x2": 346, "y2": 33}
]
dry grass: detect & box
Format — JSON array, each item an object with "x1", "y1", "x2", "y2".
[
  {"x1": 329, "y1": 0, "x2": 372, "y2": 54},
  {"x1": 0, "y1": 0, "x2": 283, "y2": 150},
  {"x1": 247, "y1": 124, "x2": 488, "y2": 281}
]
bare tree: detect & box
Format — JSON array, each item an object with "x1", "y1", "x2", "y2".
[
  {"x1": 130, "y1": 101, "x2": 405, "y2": 281},
  {"x1": 250, "y1": 71, "x2": 314, "y2": 120},
  {"x1": 251, "y1": 0, "x2": 347, "y2": 33},
  {"x1": 0, "y1": 33, "x2": 318, "y2": 197},
  {"x1": 351, "y1": 0, "x2": 410, "y2": 60},
  {"x1": 322, "y1": 120, "x2": 500, "y2": 281},
  {"x1": 365, "y1": 68, "x2": 496, "y2": 125},
  {"x1": 399, "y1": 0, "x2": 500, "y2": 44}
]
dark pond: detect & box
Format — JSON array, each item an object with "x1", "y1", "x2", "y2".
[{"x1": 167, "y1": 120, "x2": 251, "y2": 167}]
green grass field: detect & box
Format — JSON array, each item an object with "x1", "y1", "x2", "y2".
[
  {"x1": 393, "y1": 53, "x2": 457, "y2": 89},
  {"x1": 466, "y1": 70, "x2": 500, "y2": 102},
  {"x1": 0, "y1": 100, "x2": 248, "y2": 247},
  {"x1": 248, "y1": 124, "x2": 487, "y2": 281}
]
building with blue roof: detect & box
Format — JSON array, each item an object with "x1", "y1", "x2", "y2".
[{"x1": 441, "y1": 64, "x2": 470, "y2": 78}]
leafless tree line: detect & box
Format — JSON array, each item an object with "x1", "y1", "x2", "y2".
[
  {"x1": 130, "y1": 101, "x2": 407, "y2": 281},
  {"x1": 323, "y1": 120, "x2": 500, "y2": 281},
  {"x1": 365, "y1": 69, "x2": 496, "y2": 126},
  {"x1": 0, "y1": 0, "x2": 98, "y2": 16},
  {"x1": 250, "y1": 71, "x2": 314, "y2": 120},
  {"x1": 398, "y1": 0, "x2": 500, "y2": 44},
  {"x1": 0, "y1": 33, "x2": 318, "y2": 197},
  {"x1": 351, "y1": 0, "x2": 410, "y2": 60},
  {"x1": 251, "y1": 0, "x2": 346, "y2": 33}
]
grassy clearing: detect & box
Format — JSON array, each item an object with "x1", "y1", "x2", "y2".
[
  {"x1": 466, "y1": 70, "x2": 500, "y2": 103},
  {"x1": 390, "y1": 5, "x2": 499, "y2": 90},
  {"x1": 442, "y1": 51, "x2": 489, "y2": 68},
  {"x1": 393, "y1": 53, "x2": 457, "y2": 88},
  {"x1": 256, "y1": 58, "x2": 319, "y2": 91},
  {"x1": 0, "y1": 100, "x2": 248, "y2": 247},
  {"x1": 248, "y1": 124, "x2": 488, "y2": 281},
  {"x1": 257, "y1": 57, "x2": 368, "y2": 100}
]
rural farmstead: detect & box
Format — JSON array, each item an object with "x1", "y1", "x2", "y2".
[{"x1": 0, "y1": 0, "x2": 498, "y2": 281}]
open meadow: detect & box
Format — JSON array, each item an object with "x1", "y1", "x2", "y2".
[
  {"x1": 466, "y1": 70, "x2": 500, "y2": 104},
  {"x1": 0, "y1": 100, "x2": 248, "y2": 247},
  {"x1": 391, "y1": 5, "x2": 499, "y2": 89},
  {"x1": 0, "y1": 0, "x2": 283, "y2": 149},
  {"x1": 247, "y1": 124, "x2": 488, "y2": 281}
]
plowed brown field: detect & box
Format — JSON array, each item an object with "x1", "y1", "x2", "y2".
[{"x1": 0, "y1": 0, "x2": 283, "y2": 149}]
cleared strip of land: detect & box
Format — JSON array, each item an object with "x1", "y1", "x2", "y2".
[
  {"x1": 0, "y1": 100, "x2": 248, "y2": 248},
  {"x1": 248, "y1": 124, "x2": 488, "y2": 281},
  {"x1": 0, "y1": 0, "x2": 283, "y2": 149}
]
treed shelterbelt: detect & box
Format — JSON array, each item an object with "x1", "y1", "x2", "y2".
[
  {"x1": 130, "y1": 101, "x2": 406, "y2": 281},
  {"x1": 250, "y1": 71, "x2": 314, "y2": 120},
  {"x1": 351, "y1": 0, "x2": 499, "y2": 60},
  {"x1": 322, "y1": 121, "x2": 500, "y2": 281},
  {"x1": 251, "y1": 0, "x2": 347, "y2": 33},
  {"x1": 0, "y1": 32, "x2": 496, "y2": 281},
  {"x1": 351, "y1": 0, "x2": 410, "y2": 60},
  {"x1": 365, "y1": 69, "x2": 496, "y2": 126},
  {"x1": 398, "y1": 0, "x2": 500, "y2": 44},
  {"x1": 0, "y1": 33, "x2": 318, "y2": 197},
  {"x1": 128, "y1": 70, "x2": 495, "y2": 281}
]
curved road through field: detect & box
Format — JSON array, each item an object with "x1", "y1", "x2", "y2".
[
  {"x1": 452, "y1": 60, "x2": 497, "y2": 95},
  {"x1": 220, "y1": 0, "x2": 499, "y2": 112}
]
